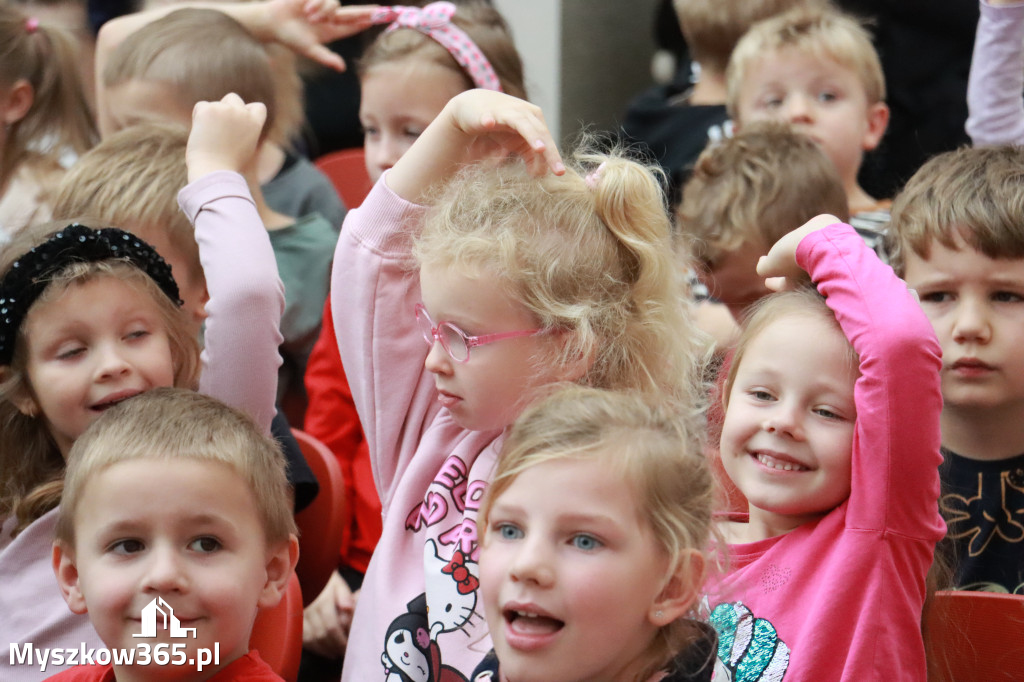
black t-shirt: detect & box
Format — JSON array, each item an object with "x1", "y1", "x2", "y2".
[{"x1": 940, "y1": 448, "x2": 1024, "y2": 593}]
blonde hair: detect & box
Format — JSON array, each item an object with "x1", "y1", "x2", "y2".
[
  {"x1": 0, "y1": 2, "x2": 96, "y2": 189},
  {"x1": 678, "y1": 121, "x2": 849, "y2": 270},
  {"x1": 56, "y1": 387, "x2": 296, "y2": 547},
  {"x1": 722, "y1": 286, "x2": 857, "y2": 405},
  {"x1": 51, "y1": 123, "x2": 202, "y2": 293},
  {"x1": 479, "y1": 384, "x2": 713, "y2": 681},
  {"x1": 413, "y1": 146, "x2": 710, "y2": 424},
  {"x1": 359, "y1": 0, "x2": 526, "y2": 100},
  {"x1": 673, "y1": 0, "x2": 828, "y2": 75},
  {"x1": 102, "y1": 8, "x2": 287, "y2": 144},
  {"x1": 726, "y1": 6, "x2": 886, "y2": 119},
  {"x1": 0, "y1": 221, "x2": 200, "y2": 536},
  {"x1": 886, "y1": 145, "x2": 1024, "y2": 277}
]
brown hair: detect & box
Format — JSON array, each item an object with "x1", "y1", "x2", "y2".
[
  {"x1": 726, "y1": 6, "x2": 886, "y2": 120},
  {"x1": 480, "y1": 384, "x2": 713, "y2": 682},
  {"x1": 886, "y1": 145, "x2": 1024, "y2": 277},
  {"x1": 0, "y1": 2, "x2": 96, "y2": 189},
  {"x1": 413, "y1": 143, "x2": 711, "y2": 431},
  {"x1": 51, "y1": 123, "x2": 202, "y2": 294},
  {"x1": 673, "y1": 0, "x2": 828, "y2": 75},
  {"x1": 359, "y1": 0, "x2": 526, "y2": 100},
  {"x1": 56, "y1": 387, "x2": 295, "y2": 547},
  {"x1": 677, "y1": 121, "x2": 849, "y2": 270},
  {"x1": 0, "y1": 221, "x2": 200, "y2": 536},
  {"x1": 102, "y1": 8, "x2": 284, "y2": 143}
]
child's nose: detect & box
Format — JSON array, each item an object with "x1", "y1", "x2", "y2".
[
  {"x1": 508, "y1": 539, "x2": 555, "y2": 587},
  {"x1": 785, "y1": 94, "x2": 814, "y2": 123},
  {"x1": 761, "y1": 405, "x2": 805, "y2": 440},
  {"x1": 142, "y1": 548, "x2": 189, "y2": 594},
  {"x1": 423, "y1": 337, "x2": 453, "y2": 375},
  {"x1": 952, "y1": 299, "x2": 992, "y2": 344},
  {"x1": 94, "y1": 344, "x2": 132, "y2": 380}
]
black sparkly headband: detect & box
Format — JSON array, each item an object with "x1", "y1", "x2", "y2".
[{"x1": 0, "y1": 224, "x2": 182, "y2": 365}]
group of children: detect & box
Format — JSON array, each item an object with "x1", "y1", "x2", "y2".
[{"x1": 0, "y1": 0, "x2": 1022, "y2": 681}]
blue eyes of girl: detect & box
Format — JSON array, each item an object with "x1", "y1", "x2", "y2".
[{"x1": 494, "y1": 523, "x2": 602, "y2": 550}]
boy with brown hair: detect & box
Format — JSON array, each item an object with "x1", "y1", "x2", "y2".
[
  {"x1": 726, "y1": 6, "x2": 891, "y2": 238},
  {"x1": 677, "y1": 121, "x2": 848, "y2": 327},
  {"x1": 886, "y1": 144, "x2": 1024, "y2": 594},
  {"x1": 50, "y1": 387, "x2": 300, "y2": 681},
  {"x1": 621, "y1": 0, "x2": 824, "y2": 203}
]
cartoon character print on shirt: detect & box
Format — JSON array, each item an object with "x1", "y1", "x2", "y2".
[
  {"x1": 942, "y1": 466, "x2": 1024, "y2": 571},
  {"x1": 709, "y1": 602, "x2": 790, "y2": 681},
  {"x1": 381, "y1": 594, "x2": 468, "y2": 682},
  {"x1": 424, "y1": 538, "x2": 481, "y2": 638}
]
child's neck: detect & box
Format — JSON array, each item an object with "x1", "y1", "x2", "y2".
[
  {"x1": 726, "y1": 506, "x2": 823, "y2": 543},
  {"x1": 941, "y1": 404, "x2": 1024, "y2": 460},
  {"x1": 688, "y1": 67, "x2": 727, "y2": 106},
  {"x1": 847, "y1": 182, "x2": 882, "y2": 216}
]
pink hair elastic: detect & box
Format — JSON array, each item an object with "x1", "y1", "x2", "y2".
[
  {"x1": 370, "y1": 1, "x2": 503, "y2": 92},
  {"x1": 25, "y1": 17, "x2": 39, "y2": 33}
]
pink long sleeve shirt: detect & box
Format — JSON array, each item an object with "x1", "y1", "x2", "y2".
[{"x1": 706, "y1": 224, "x2": 945, "y2": 681}]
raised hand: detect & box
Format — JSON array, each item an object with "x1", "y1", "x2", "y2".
[
  {"x1": 186, "y1": 93, "x2": 268, "y2": 181},
  {"x1": 757, "y1": 214, "x2": 842, "y2": 291}
]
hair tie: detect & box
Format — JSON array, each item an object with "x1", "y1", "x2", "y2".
[
  {"x1": 585, "y1": 162, "x2": 606, "y2": 189},
  {"x1": 25, "y1": 17, "x2": 39, "y2": 33},
  {"x1": 370, "y1": 2, "x2": 502, "y2": 92},
  {"x1": 0, "y1": 224, "x2": 182, "y2": 365}
]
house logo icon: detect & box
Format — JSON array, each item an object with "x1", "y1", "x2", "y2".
[{"x1": 132, "y1": 597, "x2": 196, "y2": 639}]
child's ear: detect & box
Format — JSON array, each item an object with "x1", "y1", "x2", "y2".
[
  {"x1": 649, "y1": 549, "x2": 706, "y2": 627},
  {"x1": 257, "y1": 534, "x2": 300, "y2": 609},
  {"x1": 862, "y1": 101, "x2": 890, "y2": 152},
  {"x1": 2, "y1": 79, "x2": 34, "y2": 126},
  {"x1": 52, "y1": 542, "x2": 89, "y2": 615},
  {"x1": 550, "y1": 330, "x2": 593, "y2": 383}
]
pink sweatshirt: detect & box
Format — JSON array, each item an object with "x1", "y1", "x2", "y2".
[
  {"x1": 333, "y1": 176, "x2": 501, "y2": 681},
  {"x1": 0, "y1": 171, "x2": 283, "y2": 681},
  {"x1": 966, "y1": 0, "x2": 1024, "y2": 145},
  {"x1": 706, "y1": 224, "x2": 945, "y2": 681}
]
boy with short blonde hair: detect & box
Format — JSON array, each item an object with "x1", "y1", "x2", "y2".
[
  {"x1": 727, "y1": 6, "x2": 890, "y2": 224},
  {"x1": 886, "y1": 144, "x2": 1024, "y2": 594},
  {"x1": 51, "y1": 387, "x2": 299, "y2": 681},
  {"x1": 622, "y1": 0, "x2": 824, "y2": 203},
  {"x1": 677, "y1": 121, "x2": 848, "y2": 323}
]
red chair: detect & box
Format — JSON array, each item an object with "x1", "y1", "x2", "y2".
[
  {"x1": 292, "y1": 428, "x2": 348, "y2": 606},
  {"x1": 249, "y1": 573, "x2": 303, "y2": 682},
  {"x1": 314, "y1": 148, "x2": 373, "y2": 209},
  {"x1": 924, "y1": 590, "x2": 1024, "y2": 681}
]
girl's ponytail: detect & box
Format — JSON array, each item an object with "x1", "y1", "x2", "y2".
[{"x1": 583, "y1": 151, "x2": 709, "y2": 417}]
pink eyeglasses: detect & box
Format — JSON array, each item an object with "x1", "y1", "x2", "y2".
[{"x1": 414, "y1": 303, "x2": 543, "y2": 363}]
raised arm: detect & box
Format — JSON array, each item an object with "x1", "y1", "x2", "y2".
[
  {"x1": 180, "y1": 94, "x2": 285, "y2": 433},
  {"x1": 966, "y1": 0, "x2": 1024, "y2": 146},
  {"x1": 386, "y1": 90, "x2": 566, "y2": 203},
  {"x1": 760, "y1": 216, "x2": 944, "y2": 539}
]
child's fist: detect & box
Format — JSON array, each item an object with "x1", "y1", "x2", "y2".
[
  {"x1": 757, "y1": 214, "x2": 842, "y2": 291},
  {"x1": 186, "y1": 93, "x2": 268, "y2": 181}
]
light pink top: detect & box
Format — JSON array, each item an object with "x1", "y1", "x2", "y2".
[{"x1": 333, "y1": 175, "x2": 500, "y2": 681}]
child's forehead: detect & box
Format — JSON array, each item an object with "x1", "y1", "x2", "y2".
[{"x1": 746, "y1": 45, "x2": 858, "y2": 86}]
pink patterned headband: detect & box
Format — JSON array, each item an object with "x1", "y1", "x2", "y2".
[{"x1": 370, "y1": 2, "x2": 503, "y2": 92}]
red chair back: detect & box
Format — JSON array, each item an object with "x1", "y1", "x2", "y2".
[
  {"x1": 292, "y1": 428, "x2": 348, "y2": 606},
  {"x1": 924, "y1": 589, "x2": 1024, "y2": 681},
  {"x1": 249, "y1": 573, "x2": 302, "y2": 682},
  {"x1": 314, "y1": 148, "x2": 373, "y2": 209}
]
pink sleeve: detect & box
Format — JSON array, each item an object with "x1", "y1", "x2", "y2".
[
  {"x1": 796, "y1": 224, "x2": 944, "y2": 541},
  {"x1": 331, "y1": 174, "x2": 437, "y2": 510},
  {"x1": 966, "y1": 1, "x2": 1024, "y2": 146},
  {"x1": 178, "y1": 171, "x2": 284, "y2": 434}
]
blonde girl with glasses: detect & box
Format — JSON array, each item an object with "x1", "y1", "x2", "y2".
[{"x1": 331, "y1": 88, "x2": 709, "y2": 680}]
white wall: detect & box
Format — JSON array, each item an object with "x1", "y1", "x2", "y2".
[{"x1": 493, "y1": 0, "x2": 660, "y2": 147}]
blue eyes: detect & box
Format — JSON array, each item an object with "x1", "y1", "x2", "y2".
[
  {"x1": 491, "y1": 523, "x2": 602, "y2": 550},
  {"x1": 571, "y1": 534, "x2": 601, "y2": 551},
  {"x1": 497, "y1": 523, "x2": 523, "y2": 540}
]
